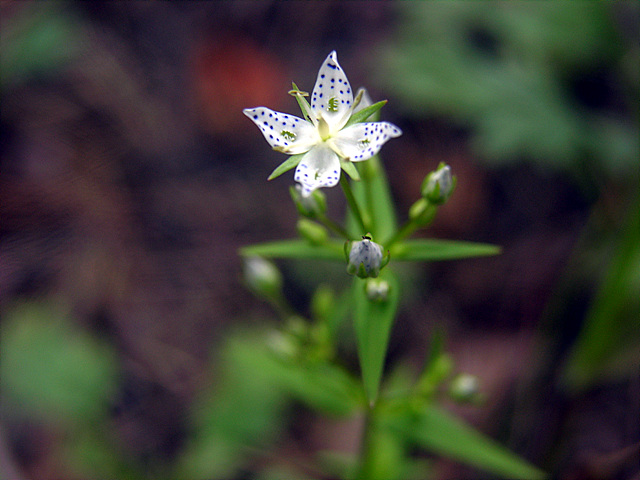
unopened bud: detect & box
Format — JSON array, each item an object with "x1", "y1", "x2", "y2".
[
  {"x1": 290, "y1": 185, "x2": 327, "y2": 218},
  {"x1": 449, "y1": 374, "x2": 481, "y2": 403},
  {"x1": 311, "y1": 284, "x2": 335, "y2": 321},
  {"x1": 365, "y1": 278, "x2": 390, "y2": 302},
  {"x1": 243, "y1": 256, "x2": 282, "y2": 300},
  {"x1": 297, "y1": 219, "x2": 328, "y2": 245},
  {"x1": 421, "y1": 163, "x2": 455, "y2": 205},
  {"x1": 346, "y1": 235, "x2": 389, "y2": 278}
]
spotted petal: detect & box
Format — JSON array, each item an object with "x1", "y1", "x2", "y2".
[
  {"x1": 311, "y1": 51, "x2": 353, "y2": 131},
  {"x1": 332, "y1": 122, "x2": 402, "y2": 162},
  {"x1": 243, "y1": 107, "x2": 317, "y2": 154},
  {"x1": 294, "y1": 146, "x2": 341, "y2": 197}
]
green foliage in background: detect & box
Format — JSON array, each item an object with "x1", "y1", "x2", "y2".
[
  {"x1": 0, "y1": 3, "x2": 82, "y2": 88},
  {"x1": 380, "y1": 2, "x2": 639, "y2": 180},
  {"x1": 1, "y1": 303, "x2": 119, "y2": 424}
]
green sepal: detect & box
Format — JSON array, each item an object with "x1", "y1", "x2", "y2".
[
  {"x1": 290, "y1": 82, "x2": 313, "y2": 122},
  {"x1": 344, "y1": 100, "x2": 388, "y2": 128},
  {"x1": 340, "y1": 160, "x2": 361, "y2": 181},
  {"x1": 268, "y1": 153, "x2": 305, "y2": 181}
]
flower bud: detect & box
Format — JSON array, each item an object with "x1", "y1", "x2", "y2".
[
  {"x1": 421, "y1": 163, "x2": 455, "y2": 205},
  {"x1": 297, "y1": 219, "x2": 328, "y2": 245},
  {"x1": 243, "y1": 256, "x2": 283, "y2": 301},
  {"x1": 346, "y1": 235, "x2": 389, "y2": 278},
  {"x1": 311, "y1": 284, "x2": 335, "y2": 321},
  {"x1": 365, "y1": 278, "x2": 390, "y2": 302},
  {"x1": 290, "y1": 185, "x2": 327, "y2": 218},
  {"x1": 449, "y1": 373, "x2": 481, "y2": 403}
]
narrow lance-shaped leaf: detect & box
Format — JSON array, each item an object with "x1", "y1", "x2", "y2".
[
  {"x1": 391, "y1": 405, "x2": 546, "y2": 479},
  {"x1": 391, "y1": 239, "x2": 501, "y2": 261},
  {"x1": 344, "y1": 100, "x2": 388, "y2": 128},
  {"x1": 353, "y1": 270, "x2": 400, "y2": 404},
  {"x1": 240, "y1": 239, "x2": 344, "y2": 261},
  {"x1": 268, "y1": 153, "x2": 305, "y2": 181}
]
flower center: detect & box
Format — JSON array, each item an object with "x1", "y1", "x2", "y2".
[{"x1": 317, "y1": 114, "x2": 332, "y2": 141}]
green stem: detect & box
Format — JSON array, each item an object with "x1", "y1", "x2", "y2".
[
  {"x1": 385, "y1": 202, "x2": 437, "y2": 248},
  {"x1": 385, "y1": 220, "x2": 420, "y2": 249},
  {"x1": 355, "y1": 403, "x2": 376, "y2": 480},
  {"x1": 317, "y1": 213, "x2": 353, "y2": 240},
  {"x1": 340, "y1": 175, "x2": 368, "y2": 234}
]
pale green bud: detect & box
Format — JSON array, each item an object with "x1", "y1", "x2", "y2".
[
  {"x1": 311, "y1": 284, "x2": 335, "y2": 321},
  {"x1": 290, "y1": 185, "x2": 327, "y2": 218},
  {"x1": 365, "y1": 278, "x2": 390, "y2": 302},
  {"x1": 421, "y1": 163, "x2": 455, "y2": 205},
  {"x1": 449, "y1": 373, "x2": 481, "y2": 403},
  {"x1": 243, "y1": 256, "x2": 282, "y2": 301},
  {"x1": 297, "y1": 219, "x2": 328, "y2": 245}
]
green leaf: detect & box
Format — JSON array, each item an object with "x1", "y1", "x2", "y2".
[
  {"x1": 0, "y1": 303, "x2": 119, "y2": 423},
  {"x1": 561, "y1": 194, "x2": 640, "y2": 391},
  {"x1": 264, "y1": 353, "x2": 362, "y2": 416},
  {"x1": 393, "y1": 405, "x2": 546, "y2": 479},
  {"x1": 267, "y1": 153, "x2": 305, "y2": 181},
  {"x1": 240, "y1": 239, "x2": 345, "y2": 261},
  {"x1": 177, "y1": 333, "x2": 288, "y2": 479},
  {"x1": 353, "y1": 270, "x2": 400, "y2": 404},
  {"x1": 391, "y1": 239, "x2": 501, "y2": 261},
  {"x1": 344, "y1": 100, "x2": 388, "y2": 128}
]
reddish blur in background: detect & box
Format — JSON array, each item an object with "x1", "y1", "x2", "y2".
[{"x1": 1, "y1": 2, "x2": 638, "y2": 480}]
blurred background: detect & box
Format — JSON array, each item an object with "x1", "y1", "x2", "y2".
[{"x1": 1, "y1": 1, "x2": 638, "y2": 479}]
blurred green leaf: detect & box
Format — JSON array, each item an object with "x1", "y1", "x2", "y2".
[
  {"x1": 240, "y1": 239, "x2": 344, "y2": 261},
  {"x1": 1, "y1": 5, "x2": 82, "y2": 87},
  {"x1": 391, "y1": 238, "x2": 500, "y2": 261},
  {"x1": 353, "y1": 270, "x2": 400, "y2": 404},
  {"x1": 0, "y1": 302, "x2": 119, "y2": 424},
  {"x1": 562, "y1": 194, "x2": 640, "y2": 391},
  {"x1": 177, "y1": 330, "x2": 360, "y2": 479},
  {"x1": 379, "y1": 2, "x2": 638, "y2": 179},
  {"x1": 391, "y1": 405, "x2": 546, "y2": 479},
  {"x1": 265, "y1": 354, "x2": 362, "y2": 416},
  {"x1": 177, "y1": 333, "x2": 288, "y2": 479}
]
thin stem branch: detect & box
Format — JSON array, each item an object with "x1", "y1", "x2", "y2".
[
  {"x1": 385, "y1": 220, "x2": 419, "y2": 249},
  {"x1": 340, "y1": 175, "x2": 368, "y2": 234},
  {"x1": 317, "y1": 213, "x2": 353, "y2": 240}
]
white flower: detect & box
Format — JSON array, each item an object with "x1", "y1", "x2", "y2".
[{"x1": 243, "y1": 51, "x2": 402, "y2": 197}]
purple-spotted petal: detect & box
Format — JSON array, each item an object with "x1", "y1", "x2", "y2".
[
  {"x1": 332, "y1": 122, "x2": 402, "y2": 162},
  {"x1": 243, "y1": 107, "x2": 317, "y2": 154},
  {"x1": 311, "y1": 51, "x2": 353, "y2": 131},
  {"x1": 293, "y1": 146, "x2": 341, "y2": 197}
]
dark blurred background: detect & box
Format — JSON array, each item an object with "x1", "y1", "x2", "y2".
[{"x1": 1, "y1": 2, "x2": 638, "y2": 479}]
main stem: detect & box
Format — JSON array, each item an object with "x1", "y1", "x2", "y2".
[{"x1": 355, "y1": 403, "x2": 376, "y2": 480}]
